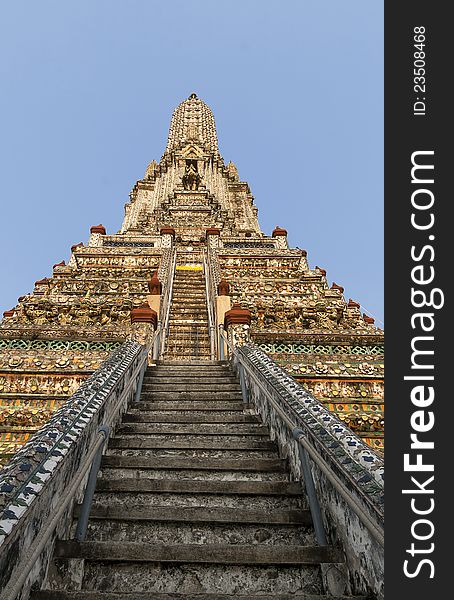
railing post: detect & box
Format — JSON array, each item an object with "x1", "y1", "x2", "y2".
[
  {"x1": 74, "y1": 425, "x2": 110, "y2": 542},
  {"x1": 134, "y1": 356, "x2": 147, "y2": 403},
  {"x1": 219, "y1": 324, "x2": 225, "y2": 361},
  {"x1": 153, "y1": 321, "x2": 162, "y2": 361},
  {"x1": 239, "y1": 361, "x2": 248, "y2": 404},
  {"x1": 292, "y1": 428, "x2": 327, "y2": 546}
]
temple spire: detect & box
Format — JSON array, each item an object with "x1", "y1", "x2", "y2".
[{"x1": 162, "y1": 93, "x2": 221, "y2": 160}]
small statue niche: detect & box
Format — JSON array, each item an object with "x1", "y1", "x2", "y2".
[{"x1": 182, "y1": 159, "x2": 201, "y2": 191}]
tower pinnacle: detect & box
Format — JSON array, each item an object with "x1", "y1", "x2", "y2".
[{"x1": 163, "y1": 93, "x2": 220, "y2": 160}]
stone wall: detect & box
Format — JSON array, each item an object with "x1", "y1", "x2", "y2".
[
  {"x1": 0, "y1": 341, "x2": 145, "y2": 599},
  {"x1": 233, "y1": 345, "x2": 384, "y2": 600}
]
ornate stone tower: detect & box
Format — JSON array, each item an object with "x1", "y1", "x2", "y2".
[{"x1": 0, "y1": 93, "x2": 384, "y2": 466}]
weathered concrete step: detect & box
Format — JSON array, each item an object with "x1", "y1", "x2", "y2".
[
  {"x1": 108, "y1": 437, "x2": 275, "y2": 450},
  {"x1": 99, "y1": 468, "x2": 288, "y2": 483},
  {"x1": 164, "y1": 342, "x2": 211, "y2": 349},
  {"x1": 167, "y1": 322, "x2": 209, "y2": 328},
  {"x1": 163, "y1": 352, "x2": 212, "y2": 359},
  {"x1": 170, "y1": 299, "x2": 206, "y2": 303},
  {"x1": 144, "y1": 376, "x2": 233, "y2": 383},
  {"x1": 167, "y1": 316, "x2": 208, "y2": 322},
  {"x1": 170, "y1": 302, "x2": 208, "y2": 312},
  {"x1": 172, "y1": 294, "x2": 207, "y2": 299},
  {"x1": 143, "y1": 376, "x2": 237, "y2": 384},
  {"x1": 170, "y1": 305, "x2": 207, "y2": 310},
  {"x1": 91, "y1": 491, "x2": 305, "y2": 511},
  {"x1": 106, "y1": 448, "x2": 278, "y2": 460},
  {"x1": 145, "y1": 371, "x2": 233, "y2": 378},
  {"x1": 101, "y1": 456, "x2": 287, "y2": 472},
  {"x1": 144, "y1": 373, "x2": 234, "y2": 380},
  {"x1": 170, "y1": 299, "x2": 207, "y2": 303},
  {"x1": 115, "y1": 423, "x2": 267, "y2": 435},
  {"x1": 143, "y1": 383, "x2": 240, "y2": 391},
  {"x1": 168, "y1": 315, "x2": 208, "y2": 320},
  {"x1": 165, "y1": 354, "x2": 211, "y2": 362},
  {"x1": 94, "y1": 478, "x2": 302, "y2": 495},
  {"x1": 55, "y1": 541, "x2": 343, "y2": 565},
  {"x1": 123, "y1": 412, "x2": 258, "y2": 424},
  {"x1": 167, "y1": 325, "x2": 208, "y2": 330},
  {"x1": 33, "y1": 593, "x2": 369, "y2": 600},
  {"x1": 140, "y1": 391, "x2": 243, "y2": 400},
  {"x1": 109, "y1": 434, "x2": 273, "y2": 448},
  {"x1": 83, "y1": 520, "x2": 314, "y2": 547},
  {"x1": 130, "y1": 401, "x2": 250, "y2": 410},
  {"x1": 169, "y1": 314, "x2": 207, "y2": 318},
  {"x1": 154, "y1": 360, "x2": 228, "y2": 366},
  {"x1": 168, "y1": 319, "x2": 208, "y2": 324},
  {"x1": 165, "y1": 337, "x2": 210, "y2": 344},
  {"x1": 76, "y1": 504, "x2": 311, "y2": 525}
]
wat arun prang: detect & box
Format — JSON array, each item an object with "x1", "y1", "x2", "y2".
[{"x1": 0, "y1": 93, "x2": 384, "y2": 466}]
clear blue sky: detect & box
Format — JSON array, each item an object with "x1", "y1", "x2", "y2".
[{"x1": 0, "y1": 0, "x2": 383, "y2": 324}]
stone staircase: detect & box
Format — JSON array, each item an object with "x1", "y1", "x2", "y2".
[
  {"x1": 32, "y1": 362, "x2": 369, "y2": 599},
  {"x1": 164, "y1": 266, "x2": 211, "y2": 361}
]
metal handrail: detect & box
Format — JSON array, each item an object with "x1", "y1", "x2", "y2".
[
  {"x1": 218, "y1": 323, "x2": 233, "y2": 360},
  {"x1": 226, "y1": 341, "x2": 384, "y2": 547},
  {"x1": 0, "y1": 344, "x2": 148, "y2": 600},
  {"x1": 203, "y1": 250, "x2": 217, "y2": 360},
  {"x1": 159, "y1": 247, "x2": 177, "y2": 358}
]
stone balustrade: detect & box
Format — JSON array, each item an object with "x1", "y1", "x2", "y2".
[
  {"x1": 0, "y1": 341, "x2": 146, "y2": 598},
  {"x1": 232, "y1": 344, "x2": 384, "y2": 600}
]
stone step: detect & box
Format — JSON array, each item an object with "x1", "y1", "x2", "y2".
[
  {"x1": 164, "y1": 344, "x2": 211, "y2": 349},
  {"x1": 149, "y1": 369, "x2": 232, "y2": 377},
  {"x1": 145, "y1": 369, "x2": 233, "y2": 377},
  {"x1": 146, "y1": 370, "x2": 233, "y2": 377},
  {"x1": 171, "y1": 301, "x2": 207, "y2": 307},
  {"x1": 143, "y1": 376, "x2": 237, "y2": 383},
  {"x1": 163, "y1": 354, "x2": 212, "y2": 358},
  {"x1": 76, "y1": 504, "x2": 311, "y2": 526},
  {"x1": 123, "y1": 412, "x2": 259, "y2": 424},
  {"x1": 108, "y1": 434, "x2": 273, "y2": 448},
  {"x1": 54, "y1": 540, "x2": 343, "y2": 565},
  {"x1": 91, "y1": 491, "x2": 305, "y2": 512},
  {"x1": 142, "y1": 383, "x2": 240, "y2": 392},
  {"x1": 154, "y1": 360, "x2": 228, "y2": 366},
  {"x1": 101, "y1": 456, "x2": 287, "y2": 472},
  {"x1": 169, "y1": 312, "x2": 208, "y2": 318},
  {"x1": 168, "y1": 310, "x2": 208, "y2": 315},
  {"x1": 163, "y1": 352, "x2": 212, "y2": 359},
  {"x1": 94, "y1": 478, "x2": 302, "y2": 496},
  {"x1": 168, "y1": 314, "x2": 208, "y2": 320},
  {"x1": 108, "y1": 437, "x2": 275, "y2": 450},
  {"x1": 166, "y1": 333, "x2": 209, "y2": 340},
  {"x1": 169, "y1": 303, "x2": 207, "y2": 308},
  {"x1": 64, "y1": 562, "x2": 325, "y2": 594},
  {"x1": 131, "y1": 401, "x2": 249, "y2": 410},
  {"x1": 165, "y1": 348, "x2": 211, "y2": 362},
  {"x1": 167, "y1": 323, "x2": 209, "y2": 329},
  {"x1": 170, "y1": 300, "x2": 206, "y2": 303},
  {"x1": 105, "y1": 448, "x2": 279, "y2": 460},
  {"x1": 164, "y1": 343, "x2": 211, "y2": 350},
  {"x1": 33, "y1": 593, "x2": 369, "y2": 600},
  {"x1": 168, "y1": 318, "x2": 208, "y2": 324},
  {"x1": 83, "y1": 519, "x2": 315, "y2": 547},
  {"x1": 99, "y1": 468, "x2": 288, "y2": 483},
  {"x1": 172, "y1": 293, "x2": 207, "y2": 298},
  {"x1": 115, "y1": 423, "x2": 267, "y2": 435},
  {"x1": 138, "y1": 392, "x2": 244, "y2": 401}
]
